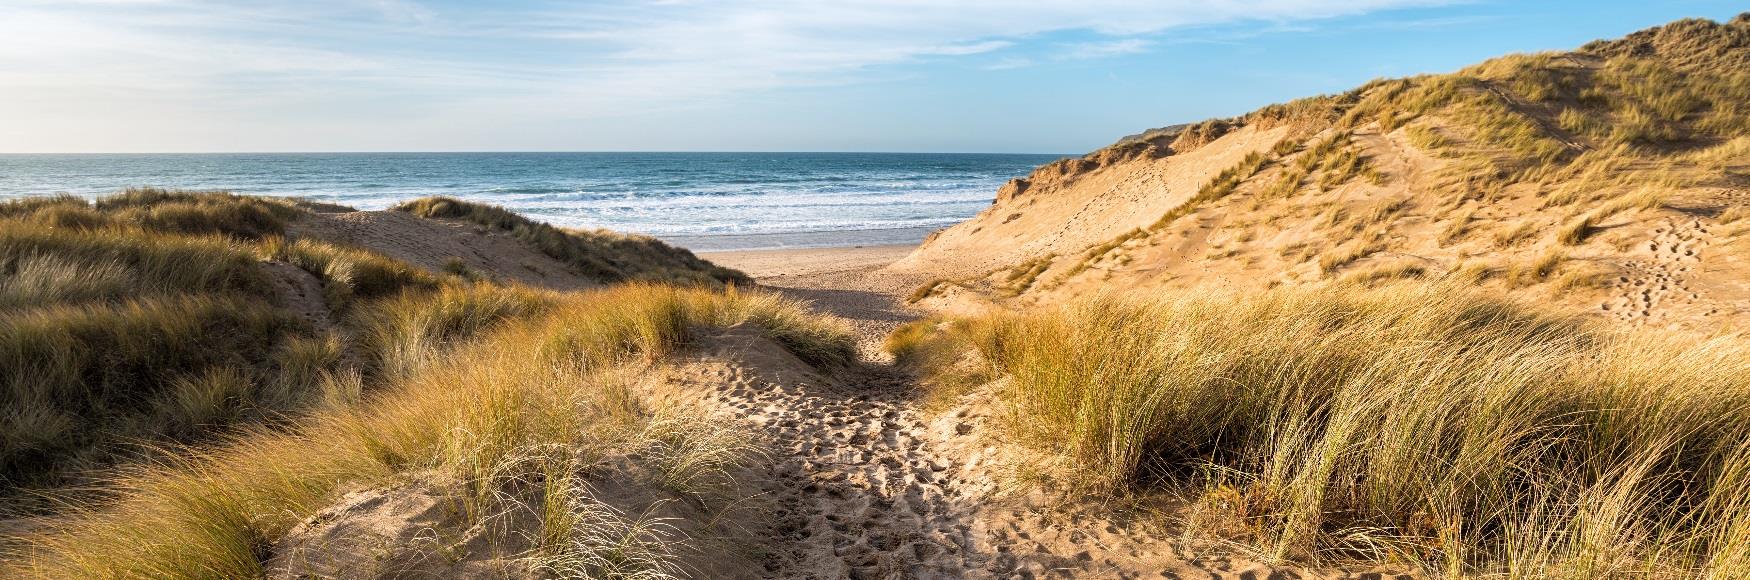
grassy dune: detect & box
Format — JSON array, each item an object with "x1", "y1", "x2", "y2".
[
  {"x1": 890, "y1": 282, "x2": 1750, "y2": 577},
  {"x1": 5, "y1": 283, "x2": 852, "y2": 578},
  {"x1": 0, "y1": 189, "x2": 851, "y2": 578},
  {"x1": 0, "y1": 190, "x2": 759, "y2": 497},
  {"x1": 925, "y1": 15, "x2": 1750, "y2": 307},
  {"x1": 393, "y1": 196, "x2": 750, "y2": 287},
  {"x1": 0, "y1": 191, "x2": 392, "y2": 492}
]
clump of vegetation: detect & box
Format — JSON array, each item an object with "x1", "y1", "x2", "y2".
[
  {"x1": 393, "y1": 197, "x2": 748, "y2": 287},
  {"x1": 1492, "y1": 220, "x2": 1538, "y2": 247},
  {"x1": 1056, "y1": 228, "x2": 1149, "y2": 286},
  {"x1": 1557, "y1": 212, "x2": 1601, "y2": 245},
  {"x1": 1338, "y1": 259, "x2": 1427, "y2": 286},
  {"x1": 1001, "y1": 254, "x2": 1056, "y2": 296},
  {"x1": 898, "y1": 282, "x2": 1750, "y2": 575},
  {"x1": 1316, "y1": 239, "x2": 1382, "y2": 274},
  {"x1": 1404, "y1": 123, "x2": 1451, "y2": 150},
  {"x1": 1506, "y1": 248, "x2": 1567, "y2": 288},
  {"x1": 907, "y1": 278, "x2": 954, "y2": 303},
  {"x1": 1437, "y1": 209, "x2": 1476, "y2": 245}
]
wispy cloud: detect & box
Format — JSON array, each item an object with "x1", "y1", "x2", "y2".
[
  {"x1": 1059, "y1": 38, "x2": 1154, "y2": 60},
  {"x1": 0, "y1": 0, "x2": 1453, "y2": 151}
]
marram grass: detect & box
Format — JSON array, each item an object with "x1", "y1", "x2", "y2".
[
  {"x1": 895, "y1": 281, "x2": 1750, "y2": 577},
  {"x1": 3, "y1": 283, "x2": 852, "y2": 578}
]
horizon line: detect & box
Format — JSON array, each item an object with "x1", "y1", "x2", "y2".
[{"x1": 0, "y1": 150, "x2": 1080, "y2": 156}]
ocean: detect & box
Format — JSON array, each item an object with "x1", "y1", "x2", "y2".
[{"x1": 0, "y1": 152, "x2": 1065, "y2": 251}]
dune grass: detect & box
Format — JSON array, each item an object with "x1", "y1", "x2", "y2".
[
  {"x1": 895, "y1": 282, "x2": 1750, "y2": 576},
  {"x1": 393, "y1": 196, "x2": 750, "y2": 287},
  {"x1": 1, "y1": 189, "x2": 767, "y2": 497},
  {"x1": 258, "y1": 236, "x2": 443, "y2": 311},
  {"x1": 0, "y1": 188, "x2": 306, "y2": 241},
  {"x1": 0, "y1": 191, "x2": 488, "y2": 493},
  {"x1": 3, "y1": 284, "x2": 851, "y2": 578},
  {"x1": 1001, "y1": 254, "x2": 1056, "y2": 297}
]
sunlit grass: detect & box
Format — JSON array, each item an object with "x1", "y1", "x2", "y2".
[
  {"x1": 898, "y1": 282, "x2": 1750, "y2": 576},
  {"x1": 4, "y1": 284, "x2": 852, "y2": 578}
]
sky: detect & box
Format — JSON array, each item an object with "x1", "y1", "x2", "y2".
[{"x1": 1, "y1": 0, "x2": 1744, "y2": 154}]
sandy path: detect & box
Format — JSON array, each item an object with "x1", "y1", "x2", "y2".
[
  {"x1": 695, "y1": 246, "x2": 1358, "y2": 579},
  {"x1": 703, "y1": 244, "x2": 921, "y2": 355}
]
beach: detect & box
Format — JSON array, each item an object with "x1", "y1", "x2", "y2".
[{"x1": 698, "y1": 243, "x2": 915, "y2": 280}]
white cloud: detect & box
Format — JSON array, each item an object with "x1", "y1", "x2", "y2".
[
  {"x1": 0, "y1": 0, "x2": 1451, "y2": 151},
  {"x1": 1059, "y1": 38, "x2": 1154, "y2": 60}
]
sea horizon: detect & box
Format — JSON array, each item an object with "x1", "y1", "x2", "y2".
[{"x1": 0, "y1": 151, "x2": 1069, "y2": 251}]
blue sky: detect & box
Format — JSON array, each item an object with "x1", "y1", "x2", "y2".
[{"x1": 1, "y1": 0, "x2": 1743, "y2": 154}]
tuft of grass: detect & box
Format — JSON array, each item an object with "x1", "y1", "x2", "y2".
[
  {"x1": 352, "y1": 284, "x2": 558, "y2": 378},
  {"x1": 1507, "y1": 248, "x2": 1566, "y2": 288},
  {"x1": 1551, "y1": 261, "x2": 1619, "y2": 293},
  {"x1": 1002, "y1": 254, "x2": 1056, "y2": 296},
  {"x1": 1404, "y1": 124, "x2": 1450, "y2": 151},
  {"x1": 536, "y1": 472, "x2": 687, "y2": 579},
  {"x1": 1557, "y1": 213, "x2": 1600, "y2": 245},
  {"x1": 1317, "y1": 241, "x2": 1381, "y2": 274},
  {"x1": 1, "y1": 223, "x2": 272, "y2": 309},
  {"x1": 1438, "y1": 209, "x2": 1476, "y2": 245},
  {"x1": 1493, "y1": 220, "x2": 1538, "y2": 247},
  {"x1": 393, "y1": 197, "x2": 748, "y2": 287},
  {"x1": 905, "y1": 281, "x2": 1750, "y2": 574},
  {"x1": 1338, "y1": 259, "x2": 1427, "y2": 286},
  {"x1": 884, "y1": 318, "x2": 993, "y2": 411},
  {"x1": 907, "y1": 278, "x2": 953, "y2": 303}
]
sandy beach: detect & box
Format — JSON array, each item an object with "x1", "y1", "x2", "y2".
[{"x1": 698, "y1": 243, "x2": 916, "y2": 281}]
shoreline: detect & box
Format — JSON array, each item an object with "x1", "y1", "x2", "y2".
[{"x1": 659, "y1": 225, "x2": 940, "y2": 253}]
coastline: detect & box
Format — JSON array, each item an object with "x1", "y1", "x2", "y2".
[{"x1": 659, "y1": 225, "x2": 940, "y2": 253}]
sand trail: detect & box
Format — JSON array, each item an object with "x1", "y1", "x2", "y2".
[{"x1": 699, "y1": 248, "x2": 1390, "y2": 579}]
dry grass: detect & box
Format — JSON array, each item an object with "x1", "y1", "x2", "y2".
[
  {"x1": 907, "y1": 278, "x2": 953, "y2": 303},
  {"x1": 1001, "y1": 254, "x2": 1056, "y2": 296},
  {"x1": 1316, "y1": 241, "x2": 1380, "y2": 274},
  {"x1": 259, "y1": 237, "x2": 442, "y2": 310},
  {"x1": 1557, "y1": 212, "x2": 1600, "y2": 245},
  {"x1": 900, "y1": 282, "x2": 1750, "y2": 576},
  {"x1": 393, "y1": 197, "x2": 748, "y2": 287},
  {"x1": 1059, "y1": 228, "x2": 1148, "y2": 284},
  {"x1": 1493, "y1": 220, "x2": 1538, "y2": 247},
  {"x1": 1338, "y1": 259, "x2": 1427, "y2": 286},
  {"x1": 1552, "y1": 261, "x2": 1620, "y2": 293},
  {"x1": 0, "y1": 191, "x2": 776, "y2": 508},
  {"x1": 1438, "y1": 209, "x2": 1476, "y2": 245},
  {"x1": 3, "y1": 284, "x2": 852, "y2": 578},
  {"x1": 1507, "y1": 248, "x2": 1567, "y2": 288},
  {"x1": 0, "y1": 192, "x2": 477, "y2": 493},
  {"x1": 1404, "y1": 123, "x2": 1450, "y2": 151}
]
